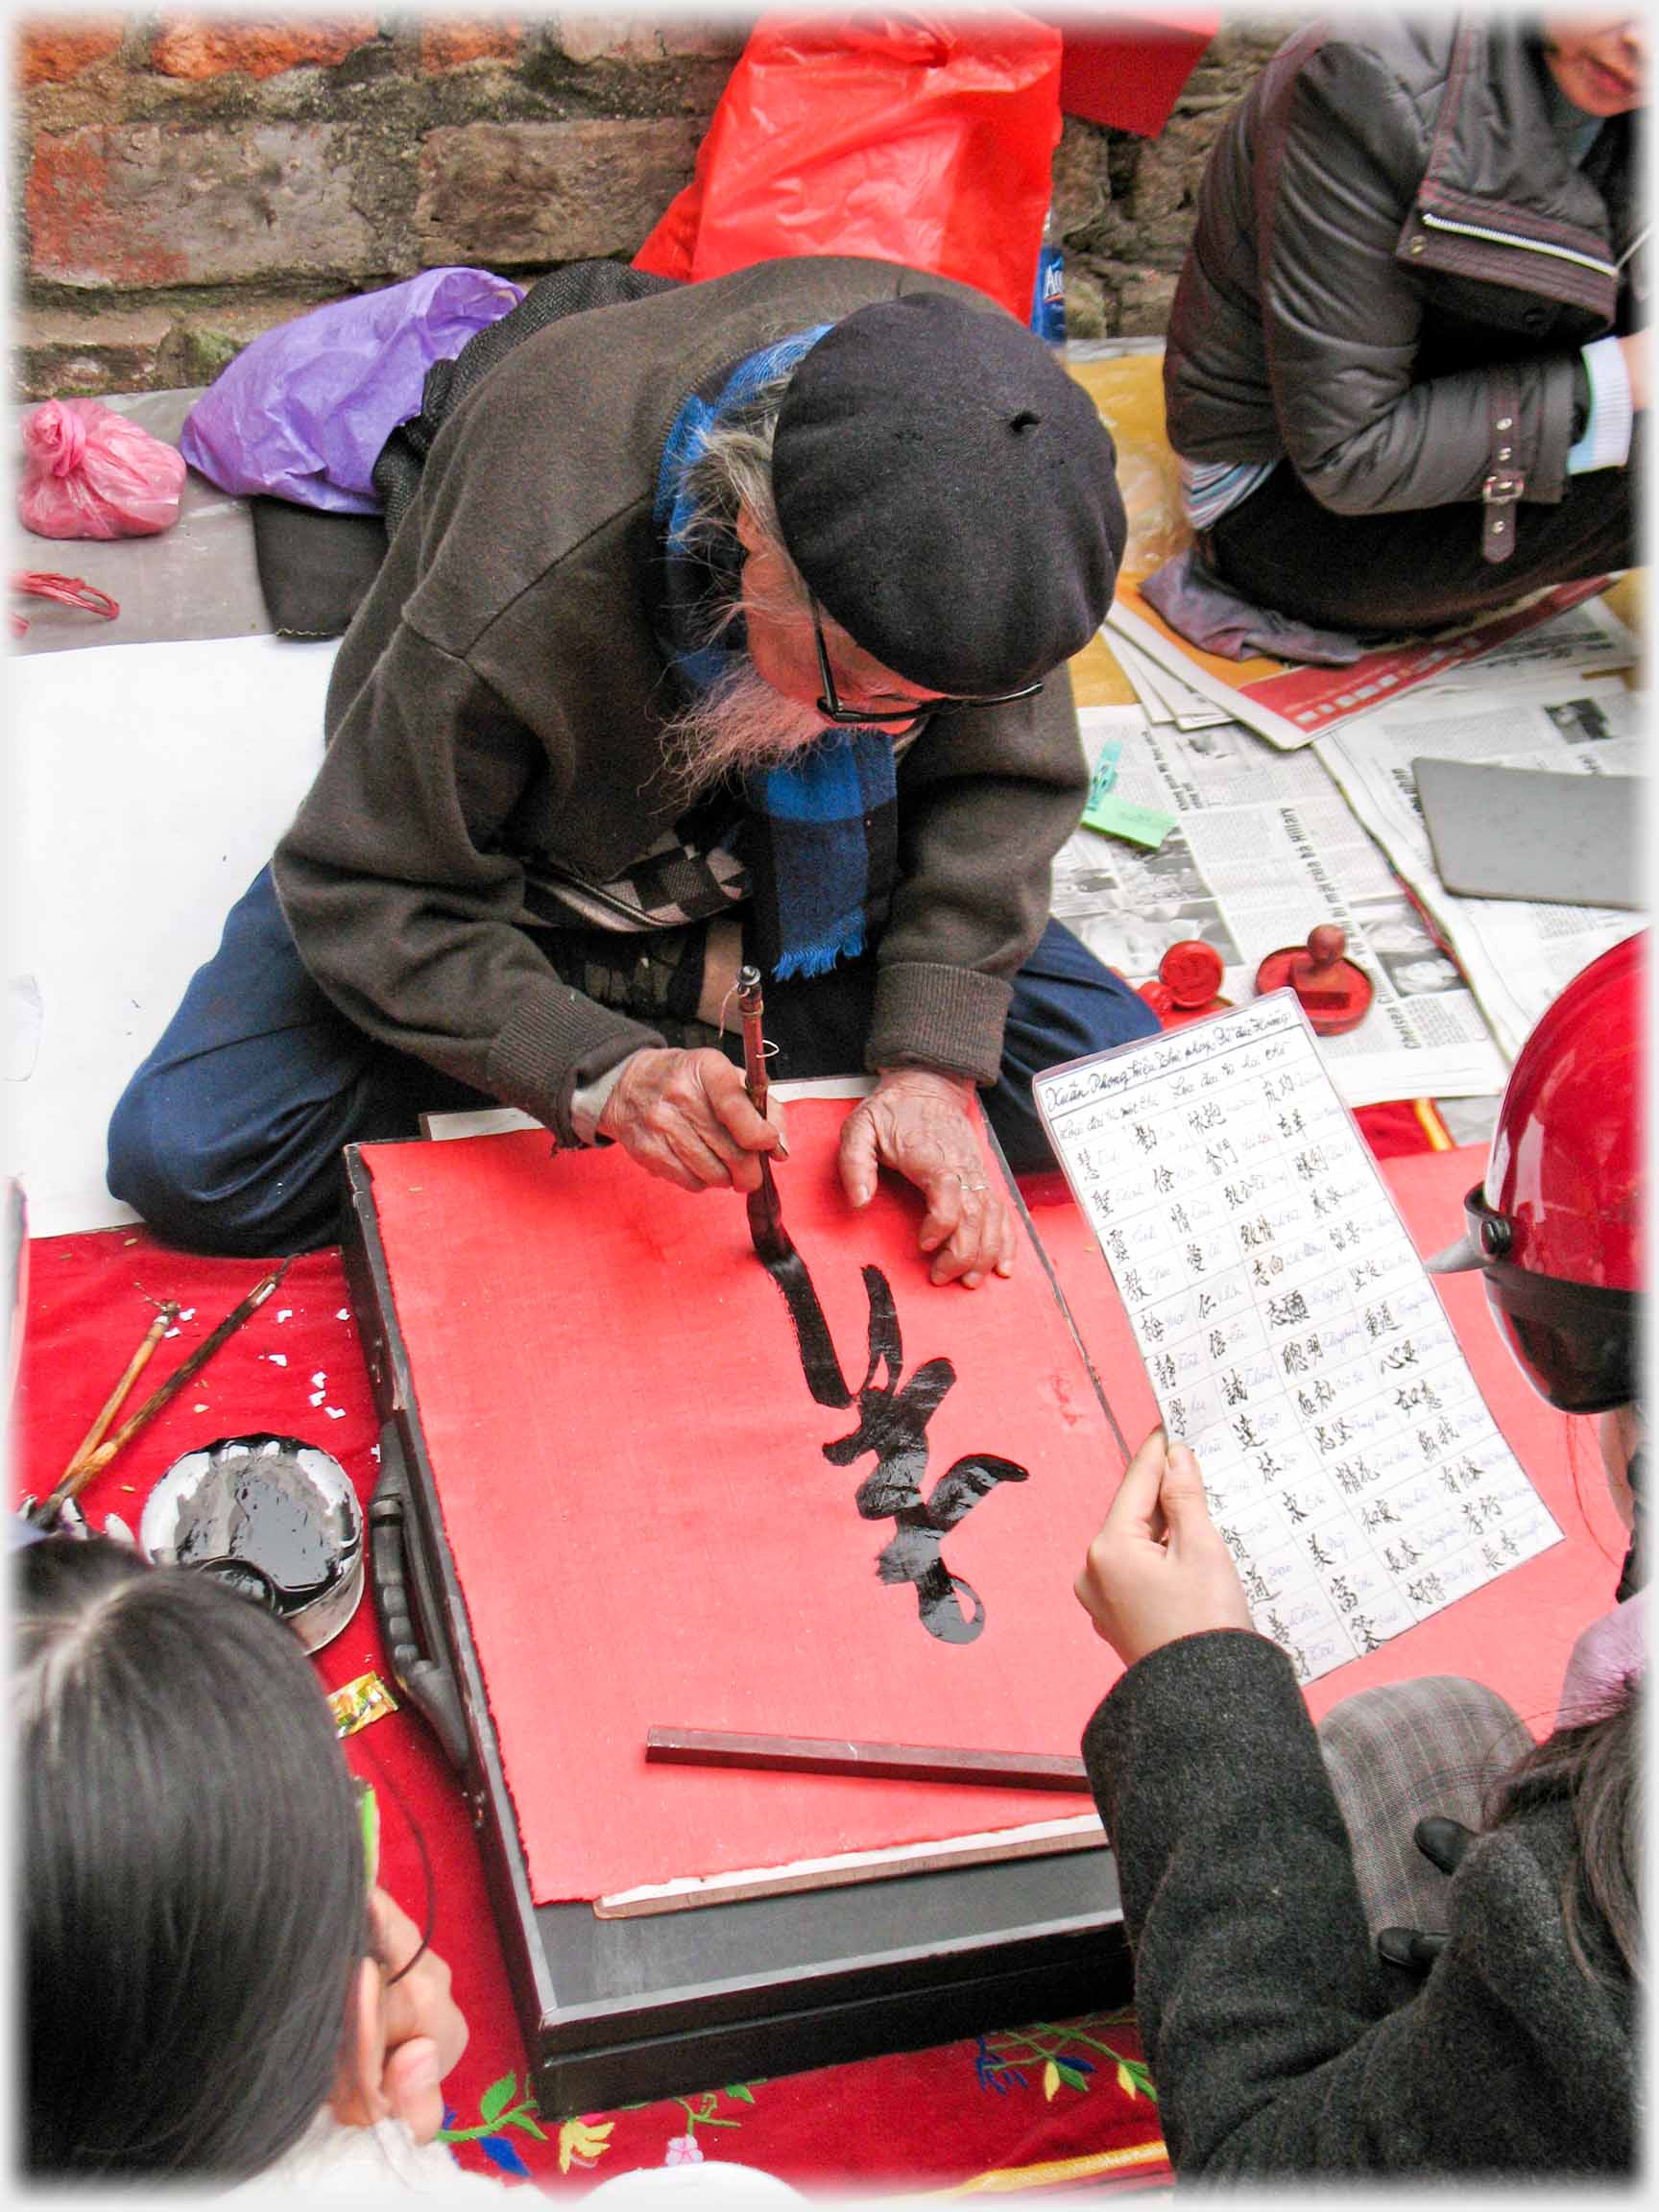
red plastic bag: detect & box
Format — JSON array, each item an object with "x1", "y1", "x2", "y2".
[
  {"x1": 18, "y1": 398, "x2": 187, "y2": 541},
  {"x1": 634, "y1": 12, "x2": 1063, "y2": 324}
]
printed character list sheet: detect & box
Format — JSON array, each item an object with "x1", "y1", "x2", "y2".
[{"x1": 1035, "y1": 995, "x2": 1560, "y2": 1683}]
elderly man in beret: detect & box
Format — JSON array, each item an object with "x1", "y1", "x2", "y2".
[{"x1": 108, "y1": 257, "x2": 1157, "y2": 1286}]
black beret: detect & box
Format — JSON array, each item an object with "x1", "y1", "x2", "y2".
[{"x1": 771, "y1": 292, "x2": 1126, "y2": 697}]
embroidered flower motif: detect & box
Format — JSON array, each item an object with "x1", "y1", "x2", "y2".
[
  {"x1": 974, "y1": 2017, "x2": 1153, "y2": 2104},
  {"x1": 556, "y1": 2114, "x2": 615, "y2": 2174},
  {"x1": 438, "y1": 2069, "x2": 551, "y2": 2176}
]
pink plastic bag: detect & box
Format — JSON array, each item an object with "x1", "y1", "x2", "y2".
[{"x1": 18, "y1": 398, "x2": 187, "y2": 541}]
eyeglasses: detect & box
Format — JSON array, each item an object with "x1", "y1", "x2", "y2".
[{"x1": 809, "y1": 599, "x2": 1043, "y2": 725}]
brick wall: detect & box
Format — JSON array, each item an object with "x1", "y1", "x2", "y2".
[{"x1": 13, "y1": 12, "x2": 1290, "y2": 400}]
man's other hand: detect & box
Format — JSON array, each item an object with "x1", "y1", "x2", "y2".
[
  {"x1": 596, "y1": 1046, "x2": 781, "y2": 1192},
  {"x1": 1074, "y1": 1428, "x2": 1253, "y2": 1668},
  {"x1": 837, "y1": 1068, "x2": 1017, "y2": 1288}
]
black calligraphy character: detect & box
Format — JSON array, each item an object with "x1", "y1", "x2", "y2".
[{"x1": 819, "y1": 1268, "x2": 1028, "y2": 1645}]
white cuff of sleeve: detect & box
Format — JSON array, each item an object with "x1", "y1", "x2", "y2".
[
  {"x1": 569, "y1": 1055, "x2": 635, "y2": 1145},
  {"x1": 1567, "y1": 336, "x2": 1633, "y2": 473}
]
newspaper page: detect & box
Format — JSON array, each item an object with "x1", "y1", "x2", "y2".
[
  {"x1": 1032, "y1": 998, "x2": 1562, "y2": 1686},
  {"x1": 1106, "y1": 580, "x2": 1636, "y2": 750},
  {"x1": 1313, "y1": 677, "x2": 1645, "y2": 1060},
  {"x1": 1110, "y1": 629, "x2": 1233, "y2": 729},
  {"x1": 1051, "y1": 709, "x2": 1508, "y2": 1106}
]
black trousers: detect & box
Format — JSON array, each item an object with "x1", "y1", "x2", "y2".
[{"x1": 1203, "y1": 445, "x2": 1638, "y2": 635}]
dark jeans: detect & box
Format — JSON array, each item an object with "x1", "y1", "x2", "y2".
[
  {"x1": 1205, "y1": 445, "x2": 1637, "y2": 633},
  {"x1": 108, "y1": 866, "x2": 1158, "y2": 1257}
]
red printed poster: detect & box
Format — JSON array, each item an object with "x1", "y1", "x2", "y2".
[{"x1": 359, "y1": 1103, "x2": 1137, "y2": 1906}]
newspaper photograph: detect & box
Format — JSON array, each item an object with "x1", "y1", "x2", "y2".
[
  {"x1": 1052, "y1": 709, "x2": 1509, "y2": 1108},
  {"x1": 1313, "y1": 678, "x2": 1646, "y2": 1060}
]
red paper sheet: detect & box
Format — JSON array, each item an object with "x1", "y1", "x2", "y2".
[
  {"x1": 360, "y1": 1121, "x2": 1622, "y2": 1908},
  {"x1": 1030, "y1": 1145, "x2": 1627, "y2": 1729},
  {"x1": 360, "y1": 1103, "x2": 1140, "y2": 1905}
]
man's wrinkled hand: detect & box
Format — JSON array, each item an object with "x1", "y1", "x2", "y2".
[
  {"x1": 837, "y1": 1068, "x2": 1016, "y2": 1288},
  {"x1": 597, "y1": 1046, "x2": 781, "y2": 1193},
  {"x1": 1074, "y1": 1428, "x2": 1253, "y2": 1668}
]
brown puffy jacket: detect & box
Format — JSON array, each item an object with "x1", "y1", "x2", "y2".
[{"x1": 1164, "y1": 17, "x2": 1642, "y2": 548}]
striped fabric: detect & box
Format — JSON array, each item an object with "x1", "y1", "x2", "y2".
[{"x1": 1179, "y1": 455, "x2": 1279, "y2": 531}]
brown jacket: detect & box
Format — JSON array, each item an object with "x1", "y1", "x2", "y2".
[
  {"x1": 273, "y1": 257, "x2": 1089, "y2": 1143},
  {"x1": 1164, "y1": 18, "x2": 1641, "y2": 544}
]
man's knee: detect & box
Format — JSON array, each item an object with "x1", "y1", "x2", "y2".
[
  {"x1": 107, "y1": 1066, "x2": 318, "y2": 1258},
  {"x1": 1007, "y1": 925, "x2": 1161, "y2": 1067},
  {"x1": 1071, "y1": 967, "x2": 1162, "y2": 1054}
]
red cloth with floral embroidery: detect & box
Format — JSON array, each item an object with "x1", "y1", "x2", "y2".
[{"x1": 13, "y1": 1226, "x2": 1167, "y2": 2195}]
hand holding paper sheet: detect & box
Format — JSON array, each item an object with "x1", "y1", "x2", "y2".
[{"x1": 1033, "y1": 997, "x2": 1561, "y2": 1685}]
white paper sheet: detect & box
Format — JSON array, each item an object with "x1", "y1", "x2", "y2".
[
  {"x1": 4, "y1": 635, "x2": 337, "y2": 1236},
  {"x1": 1033, "y1": 996, "x2": 1561, "y2": 1684}
]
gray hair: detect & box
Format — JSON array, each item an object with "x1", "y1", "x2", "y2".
[{"x1": 678, "y1": 364, "x2": 811, "y2": 625}]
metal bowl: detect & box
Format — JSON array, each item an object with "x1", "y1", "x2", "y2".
[{"x1": 139, "y1": 1432, "x2": 364, "y2": 1652}]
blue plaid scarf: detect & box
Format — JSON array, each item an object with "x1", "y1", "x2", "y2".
[{"x1": 654, "y1": 330, "x2": 900, "y2": 980}]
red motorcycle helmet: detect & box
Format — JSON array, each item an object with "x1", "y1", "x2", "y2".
[{"x1": 1432, "y1": 933, "x2": 1644, "y2": 1412}]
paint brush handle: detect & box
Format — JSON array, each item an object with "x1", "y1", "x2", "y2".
[
  {"x1": 36, "y1": 1259, "x2": 291, "y2": 1523},
  {"x1": 59, "y1": 1301, "x2": 180, "y2": 1484},
  {"x1": 736, "y1": 964, "x2": 769, "y2": 1119}
]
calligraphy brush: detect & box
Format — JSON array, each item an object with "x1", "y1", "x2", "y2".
[
  {"x1": 58, "y1": 1297, "x2": 180, "y2": 1486},
  {"x1": 736, "y1": 965, "x2": 792, "y2": 1264},
  {"x1": 34, "y1": 1259, "x2": 291, "y2": 1526}
]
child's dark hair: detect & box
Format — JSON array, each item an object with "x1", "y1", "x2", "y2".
[
  {"x1": 1488, "y1": 1682, "x2": 1643, "y2": 1987},
  {"x1": 14, "y1": 1535, "x2": 370, "y2": 2178}
]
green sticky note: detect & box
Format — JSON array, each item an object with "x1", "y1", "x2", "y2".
[{"x1": 1080, "y1": 792, "x2": 1177, "y2": 850}]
